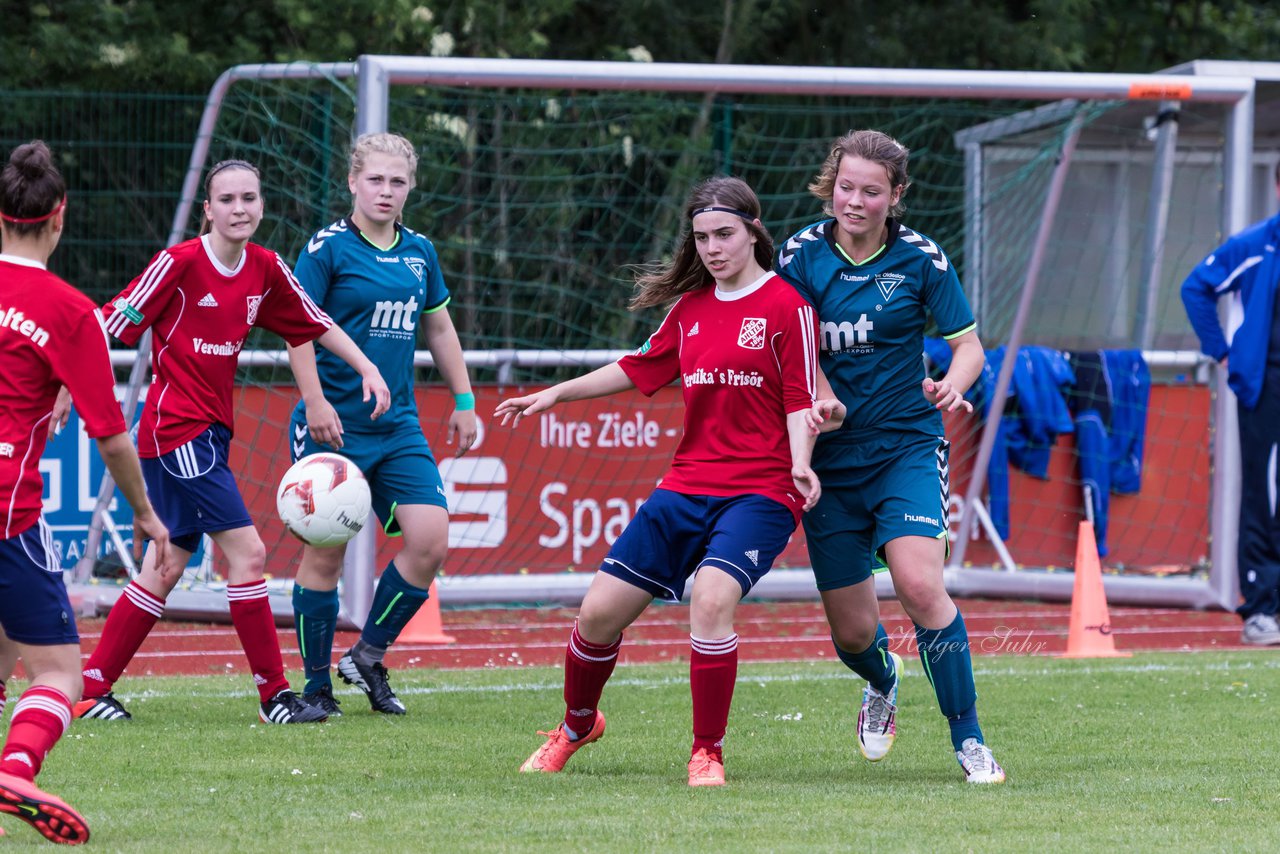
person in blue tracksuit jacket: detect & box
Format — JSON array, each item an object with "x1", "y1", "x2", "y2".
[{"x1": 1181, "y1": 162, "x2": 1280, "y2": 645}]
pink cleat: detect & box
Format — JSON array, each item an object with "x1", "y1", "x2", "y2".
[
  {"x1": 520, "y1": 711, "x2": 606, "y2": 773},
  {"x1": 687, "y1": 748, "x2": 725, "y2": 787}
]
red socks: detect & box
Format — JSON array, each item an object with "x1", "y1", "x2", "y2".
[
  {"x1": 0, "y1": 686, "x2": 72, "y2": 781},
  {"x1": 228, "y1": 581, "x2": 288, "y2": 702},
  {"x1": 561, "y1": 622, "x2": 621, "y2": 737},
  {"x1": 81, "y1": 581, "x2": 164, "y2": 698},
  {"x1": 559, "y1": 625, "x2": 740, "y2": 756},
  {"x1": 690, "y1": 634, "x2": 738, "y2": 759},
  {"x1": 83, "y1": 579, "x2": 288, "y2": 704}
]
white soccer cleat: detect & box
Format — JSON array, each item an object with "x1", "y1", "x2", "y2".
[
  {"x1": 956, "y1": 738, "x2": 1006, "y2": 784},
  {"x1": 857, "y1": 651, "x2": 902, "y2": 762},
  {"x1": 1240, "y1": 614, "x2": 1280, "y2": 646}
]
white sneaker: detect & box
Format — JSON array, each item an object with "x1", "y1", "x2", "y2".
[
  {"x1": 1240, "y1": 614, "x2": 1280, "y2": 645},
  {"x1": 956, "y1": 738, "x2": 1006, "y2": 784},
  {"x1": 857, "y1": 651, "x2": 902, "y2": 762}
]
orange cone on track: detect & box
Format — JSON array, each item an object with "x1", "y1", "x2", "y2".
[
  {"x1": 1061, "y1": 521, "x2": 1130, "y2": 658},
  {"x1": 398, "y1": 580, "x2": 456, "y2": 644}
]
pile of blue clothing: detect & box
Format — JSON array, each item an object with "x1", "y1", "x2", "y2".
[{"x1": 925, "y1": 342, "x2": 1150, "y2": 556}]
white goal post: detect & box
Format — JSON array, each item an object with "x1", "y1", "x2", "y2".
[{"x1": 74, "y1": 57, "x2": 1255, "y2": 620}]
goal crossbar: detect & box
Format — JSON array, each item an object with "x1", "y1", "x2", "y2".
[{"x1": 76, "y1": 56, "x2": 1255, "y2": 617}]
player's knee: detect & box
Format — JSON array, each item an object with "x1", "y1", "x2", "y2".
[
  {"x1": 304, "y1": 545, "x2": 346, "y2": 580},
  {"x1": 575, "y1": 607, "x2": 622, "y2": 646},
  {"x1": 415, "y1": 540, "x2": 448, "y2": 573},
  {"x1": 831, "y1": 619, "x2": 878, "y2": 653},
  {"x1": 226, "y1": 539, "x2": 268, "y2": 583},
  {"x1": 892, "y1": 575, "x2": 947, "y2": 619},
  {"x1": 689, "y1": 589, "x2": 738, "y2": 635},
  {"x1": 139, "y1": 561, "x2": 179, "y2": 598},
  {"x1": 398, "y1": 539, "x2": 447, "y2": 583}
]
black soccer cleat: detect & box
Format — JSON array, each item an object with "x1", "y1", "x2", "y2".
[
  {"x1": 337, "y1": 653, "x2": 406, "y2": 714},
  {"x1": 73, "y1": 692, "x2": 132, "y2": 721},
  {"x1": 259, "y1": 689, "x2": 328, "y2": 724},
  {"x1": 302, "y1": 684, "x2": 343, "y2": 718}
]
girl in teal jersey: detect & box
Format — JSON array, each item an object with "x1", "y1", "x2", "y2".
[
  {"x1": 287, "y1": 133, "x2": 477, "y2": 716},
  {"x1": 775, "y1": 130, "x2": 1004, "y2": 783}
]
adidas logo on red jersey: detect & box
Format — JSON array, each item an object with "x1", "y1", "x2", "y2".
[{"x1": 198, "y1": 292, "x2": 219, "y2": 308}]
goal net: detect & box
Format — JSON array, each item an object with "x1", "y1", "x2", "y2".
[{"x1": 79, "y1": 60, "x2": 1253, "y2": 609}]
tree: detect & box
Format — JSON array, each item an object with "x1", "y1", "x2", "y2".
[{"x1": 7, "y1": 0, "x2": 1280, "y2": 94}]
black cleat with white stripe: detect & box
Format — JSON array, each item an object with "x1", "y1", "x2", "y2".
[
  {"x1": 259, "y1": 689, "x2": 328, "y2": 724},
  {"x1": 74, "y1": 692, "x2": 132, "y2": 721},
  {"x1": 338, "y1": 654, "x2": 406, "y2": 714}
]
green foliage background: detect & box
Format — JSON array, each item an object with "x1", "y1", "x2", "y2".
[
  {"x1": 1, "y1": 0, "x2": 1276, "y2": 355},
  {"x1": 6, "y1": 0, "x2": 1280, "y2": 91}
]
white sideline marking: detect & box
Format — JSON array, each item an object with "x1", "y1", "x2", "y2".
[
  {"x1": 77, "y1": 605, "x2": 1211, "y2": 642},
  {"x1": 108, "y1": 621, "x2": 1243, "y2": 664},
  {"x1": 95, "y1": 656, "x2": 1280, "y2": 704}
]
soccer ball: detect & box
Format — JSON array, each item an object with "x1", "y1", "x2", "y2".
[{"x1": 276, "y1": 453, "x2": 372, "y2": 547}]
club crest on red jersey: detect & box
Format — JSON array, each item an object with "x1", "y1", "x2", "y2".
[
  {"x1": 246, "y1": 294, "x2": 263, "y2": 325},
  {"x1": 738, "y1": 317, "x2": 766, "y2": 350}
]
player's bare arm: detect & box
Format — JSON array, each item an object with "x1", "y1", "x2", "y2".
[
  {"x1": 316, "y1": 325, "x2": 392, "y2": 418},
  {"x1": 495, "y1": 363, "x2": 635, "y2": 429},
  {"x1": 95, "y1": 432, "x2": 174, "y2": 576},
  {"x1": 923, "y1": 329, "x2": 982, "y2": 413},
  {"x1": 786, "y1": 408, "x2": 822, "y2": 511},
  {"x1": 286, "y1": 341, "x2": 343, "y2": 449},
  {"x1": 422, "y1": 308, "x2": 477, "y2": 457},
  {"x1": 46, "y1": 385, "x2": 71, "y2": 438},
  {"x1": 805, "y1": 368, "x2": 846, "y2": 434}
]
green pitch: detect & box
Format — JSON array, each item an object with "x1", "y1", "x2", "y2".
[{"x1": 5, "y1": 653, "x2": 1277, "y2": 852}]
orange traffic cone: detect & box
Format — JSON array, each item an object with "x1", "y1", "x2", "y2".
[
  {"x1": 1061, "y1": 521, "x2": 1130, "y2": 658},
  {"x1": 398, "y1": 580, "x2": 456, "y2": 644}
]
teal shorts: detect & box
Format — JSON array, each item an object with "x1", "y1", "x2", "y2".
[
  {"x1": 290, "y1": 416, "x2": 447, "y2": 536},
  {"x1": 803, "y1": 431, "x2": 951, "y2": 591}
]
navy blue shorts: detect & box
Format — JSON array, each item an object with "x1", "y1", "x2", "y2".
[
  {"x1": 0, "y1": 518, "x2": 79, "y2": 645},
  {"x1": 289, "y1": 416, "x2": 446, "y2": 537},
  {"x1": 601, "y1": 489, "x2": 796, "y2": 602},
  {"x1": 141, "y1": 423, "x2": 253, "y2": 553}
]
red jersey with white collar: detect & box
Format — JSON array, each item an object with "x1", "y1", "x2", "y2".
[
  {"x1": 103, "y1": 236, "x2": 332, "y2": 457},
  {"x1": 0, "y1": 255, "x2": 127, "y2": 538},
  {"x1": 618, "y1": 272, "x2": 818, "y2": 520}
]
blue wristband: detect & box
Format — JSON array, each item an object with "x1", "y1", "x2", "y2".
[{"x1": 454, "y1": 392, "x2": 476, "y2": 411}]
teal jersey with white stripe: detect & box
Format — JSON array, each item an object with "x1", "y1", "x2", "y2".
[
  {"x1": 775, "y1": 218, "x2": 975, "y2": 437},
  {"x1": 291, "y1": 218, "x2": 450, "y2": 435}
]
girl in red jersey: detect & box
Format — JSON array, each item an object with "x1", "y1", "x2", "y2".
[
  {"x1": 76, "y1": 159, "x2": 391, "y2": 725},
  {"x1": 0, "y1": 140, "x2": 174, "y2": 845},
  {"x1": 498, "y1": 177, "x2": 842, "y2": 787}
]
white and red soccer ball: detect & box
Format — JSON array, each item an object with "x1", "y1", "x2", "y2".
[{"x1": 276, "y1": 453, "x2": 371, "y2": 547}]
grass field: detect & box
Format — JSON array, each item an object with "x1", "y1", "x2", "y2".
[{"x1": 2, "y1": 652, "x2": 1276, "y2": 852}]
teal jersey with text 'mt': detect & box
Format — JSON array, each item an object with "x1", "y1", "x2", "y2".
[
  {"x1": 775, "y1": 218, "x2": 976, "y2": 437},
  {"x1": 291, "y1": 218, "x2": 451, "y2": 435}
]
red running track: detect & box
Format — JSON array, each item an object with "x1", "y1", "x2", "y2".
[{"x1": 60, "y1": 599, "x2": 1255, "y2": 678}]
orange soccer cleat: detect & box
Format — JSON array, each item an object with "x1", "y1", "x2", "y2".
[
  {"x1": 687, "y1": 748, "x2": 726, "y2": 787},
  {"x1": 0, "y1": 771, "x2": 90, "y2": 845},
  {"x1": 519, "y1": 711, "x2": 606, "y2": 773}
]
